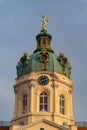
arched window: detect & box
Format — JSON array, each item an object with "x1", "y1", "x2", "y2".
[
  {"x1": 60, "y1": 95, "x2": 65, "y2": 114},
  {"x1": 23, "y1": 94, "x2": 27, "y2": 113},
  {"x1": 40, "y1": 92, "x2": 48, "y2": 112}
]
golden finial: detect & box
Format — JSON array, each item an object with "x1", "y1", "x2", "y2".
[{"x1": 42, "y1": 16, "x2": 48, "y2": 30}]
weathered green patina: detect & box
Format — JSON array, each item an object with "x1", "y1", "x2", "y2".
[{"x1": 16, "y1": 29, "x2": 71, "y2": 78}]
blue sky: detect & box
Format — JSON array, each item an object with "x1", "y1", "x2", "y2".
[{"x1": 0, "y1": 0, "x2": 87, "y2": 121}]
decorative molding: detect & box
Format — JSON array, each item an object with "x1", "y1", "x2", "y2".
[
  {"x1": 18, "y1": 87, "x2": 28, "y2": 95},
  {"x1": 36, "y1": 71, "x2": 59, "y2": 79},
  {"x1": 35, "y1": 86, "x2": 51, "y2": 95},
  {"x1": 14, "y1": 79, "x2": 36, "y2": 88},
  {"x1": 51, "y1": 84, "x2": 58, "y2": 88},
  {"x1": 28, "y1": 83, "x2": 35, "y2": 88},
  {"x1": 14, "y1": 80, "x2": 30, "y2": 88},
  {"x1": 58, "y1": 88, "x2": 68, "y2": 96}
]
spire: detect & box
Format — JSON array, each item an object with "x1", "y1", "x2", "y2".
[{"x1": 34, "y1": 16, "x2": 54, "y2": 53}]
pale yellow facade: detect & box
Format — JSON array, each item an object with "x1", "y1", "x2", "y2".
[
  {"x1": 10, "y1": 71, "x2": 77, "y2": 130},
  {"x1": 10, "y1": 119, "x2": 77, "y2": 130}
]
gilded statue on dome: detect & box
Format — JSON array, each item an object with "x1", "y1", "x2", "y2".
[{"x1": 42, "y1": 16, "x2": 48, "y2": 30}]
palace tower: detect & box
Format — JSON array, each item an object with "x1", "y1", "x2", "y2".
[{"x1": 11, "y1": 17, "x2": 77, "y2": 130}]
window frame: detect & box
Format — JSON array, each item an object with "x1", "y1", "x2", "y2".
[
  {"x1": 23, "y1": 94, "x2": 28, "y2": 113},
  {"x1": 39, "y1": 92, "x2": 48, "y2": 112},
  {"x1": 60, "y1": 95, "x2": 65, "y2": 114}
]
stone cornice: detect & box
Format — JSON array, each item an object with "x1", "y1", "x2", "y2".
[
  {"x1": 14, "y1": 79, "x2": 36, "y2": 89},
  {"x1": 57, "y1": 79, "x2": 73, "y2": 89}
]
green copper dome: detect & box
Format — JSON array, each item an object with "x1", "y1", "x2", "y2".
[{"x1": 16, "y1": 29, "x2": 71, "y2": 78}]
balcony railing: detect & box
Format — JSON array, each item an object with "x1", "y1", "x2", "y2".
[{"x1": 0, "y1": 121, "x2": 11, "y2": 127}]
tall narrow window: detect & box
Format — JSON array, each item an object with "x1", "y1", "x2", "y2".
[
  {"x1": 23, "y1": 95, "x2": 27, "y2": 113},
  {"x1": 60, "y1": 95, "x2": 65, "y2": 114},
  {"x1": 40, "y1": 92, "x2": 48, "y2": 112}
]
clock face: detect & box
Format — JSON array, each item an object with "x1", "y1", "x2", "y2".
[{"x1": 38, "y1": 75, "x2": 49, "y2": 86}]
